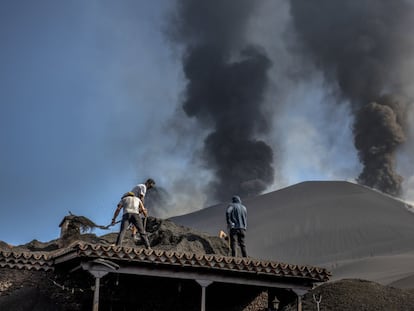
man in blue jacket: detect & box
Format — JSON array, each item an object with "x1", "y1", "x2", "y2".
[{"x1": 226, "y1": 195, "x2": 247, "y2": 257}]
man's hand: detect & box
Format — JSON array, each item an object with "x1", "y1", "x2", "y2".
[{"x1": 111, "y1": 218, "x2": 116, "y2": 225}]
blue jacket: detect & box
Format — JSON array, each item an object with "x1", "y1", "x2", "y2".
[{"x1": 226, "y1": 196, "x2": 247, "y2": 230}]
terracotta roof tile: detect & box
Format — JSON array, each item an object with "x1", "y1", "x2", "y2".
[
  {"x1": 53, "y1": 242, "x2": 330, "y2": 282},
  {"x1": 0, "y1": 249, "x2": 54, "y2": 271},
  {"x1": 1, "y1": 242, "x2": 331, "y2": 283}
]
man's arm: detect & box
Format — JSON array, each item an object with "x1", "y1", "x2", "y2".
[
  {"x1": 139, "y1": 194, "x2": 145, "y2": 203},
  {"x1": 226, "y1": 205, "x2": 234, "y2": 229},
  {"x1": 138, "y1": 200, "x2": 148, "y2": 217},
  {"x1": 112, "y1": 203, "x2": 122, "y2": 224}
]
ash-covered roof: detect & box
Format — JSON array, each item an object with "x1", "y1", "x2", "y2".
[
  {"x1": 1, "y1": 216, "x2": 331, "y2": 292},
  {"x1": 66, "y1": 242, "x2": 330, "y2": 282},
  {"x1": 1, "y1": 242, "x2": 330, "y2": 284}
]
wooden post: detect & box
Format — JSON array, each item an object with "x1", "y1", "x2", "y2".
[
  {"x1": 81, "y1": 260, "x2": 119, "y2": 311},
  {"x1": 196, "y1": 280, "x2": 213, "y2": 311},
  {"x1": 92, "y1": 276, "x2": 101, "y2": 311},
  {"x1": 297, "y1": 295, "x2": 302, "y2": 311},
  {"x1": 292, "y1": 289, "x2": 307, "y2": 311},
  {"x1": 89, "y1": 271, "x2": 109, "y2": 311}
]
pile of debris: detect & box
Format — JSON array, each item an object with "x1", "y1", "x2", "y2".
[
  {"x1": 284, "y1": 279, "x2": 414, "y2": 311},
  {"x1": 58, "y1": 214, "x2": 230, "y2": 255},
  {"x1": 1, "y1": 214, "x2": 230, "y2": 255}
]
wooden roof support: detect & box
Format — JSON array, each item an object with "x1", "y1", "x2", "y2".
[
  {"x1": 109, "y1": 264, "x2": 312, "y2": 290},
  {"x1": 195, "y1": 280, "x2": 213, "y2": 311},
  {"x1": 77, "y1": 258, "x2": 315, "y2": 311},
  {"x1": 81, "y1": 259, "x2": 119, "y2": 311},
  {"x1": 292, "y1": 289, "x2": 307, "y2": 311},
  {"x1": 89, "y1": 271, "x2": 107, "y2": 311}
]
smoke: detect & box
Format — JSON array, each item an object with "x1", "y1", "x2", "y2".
[
  {"x1": 144, "y1": 187, "x2": 170, "y2": 216},
  {"x1": 167, "y1": 0, "x2": 274, "y2": 202},
  {"x1": 288, "y1": 0, "x2": 414, "y2": 195},
  {"x1": 354, "y1": 95, "x2": 407, "y2": 194}
]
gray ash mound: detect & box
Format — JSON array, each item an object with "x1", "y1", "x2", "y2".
[
  {"x1": 103, "y1": 216, "x2": 229, "y2": 255},
  {"x1": 0, "y1": 216, "x2": 229, "y2": 255},
  {"x1": 284, "y1": 279, "x2": 414, "y2": 311}
]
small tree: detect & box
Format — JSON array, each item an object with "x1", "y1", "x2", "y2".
[{"x1": 313, "y1": 294, "x2": 322, "y2": 311}]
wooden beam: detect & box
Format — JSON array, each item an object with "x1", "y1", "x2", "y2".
[{"x1": 79, "y1": 261, "x2": 312, "y2": 290}]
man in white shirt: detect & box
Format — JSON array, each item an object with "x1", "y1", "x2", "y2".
[
  {"x1": 130, "y1": 178, "x2": 156, "y2": 202},
  {"x1": 127, "y1": 178, "x2": 156, "y2": 239},
  {"x1": 111, "y1": 192, "x2": 151, "y2": 249}
]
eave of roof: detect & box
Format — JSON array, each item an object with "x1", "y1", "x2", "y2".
[
  {"x1": 0, "y1": 242, "x2": 331, "y2": 286},
  {"x1": 53, "y1": 242, "x2": 331, "y2": 283}
]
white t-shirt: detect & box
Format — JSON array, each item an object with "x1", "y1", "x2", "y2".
[
  {"x1": 120, "y1": 196, "x2": 141, "y2": 214},
  {"x1": 131, "y1": 184, "x2": 147, "y2": 198}
]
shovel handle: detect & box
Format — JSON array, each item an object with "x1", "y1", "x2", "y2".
[{"x1": 102, "y1": 220, "x2": 121, "y2": 229}]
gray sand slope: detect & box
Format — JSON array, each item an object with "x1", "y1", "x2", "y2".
[{"x1": 170, "y1": 181, "x2": 414, "y2": 288}]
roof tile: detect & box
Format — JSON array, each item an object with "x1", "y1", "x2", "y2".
[{"x1": 1, "y1": 243, "x2": 331, "y2": 282}]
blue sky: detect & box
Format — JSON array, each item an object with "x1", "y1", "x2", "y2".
[
  {"x1": 4, "y1": 1, "x2": 409, "y2": 245},
  {"x1": 0, "y1": 1, "x2": 184, "y2": 244}
]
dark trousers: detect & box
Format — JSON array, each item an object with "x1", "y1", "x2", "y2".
[
  {"x1": 116, "y1": 213, "x2": 150, "y2": 249},
  {"x1": 230, "y1": 228, "x2": 247, "y2": 257}
]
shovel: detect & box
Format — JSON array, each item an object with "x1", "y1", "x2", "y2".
[{"x1": 101, "y1": 220, "x2": 121, "y2": 230}]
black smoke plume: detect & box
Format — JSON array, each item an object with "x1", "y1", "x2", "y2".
[
  {"x1": 168, "y1": 0, "x2": 274, "y2": 201},
  {"x1": 289, "y1": 0, "x2": 413, "y2": 195}
]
